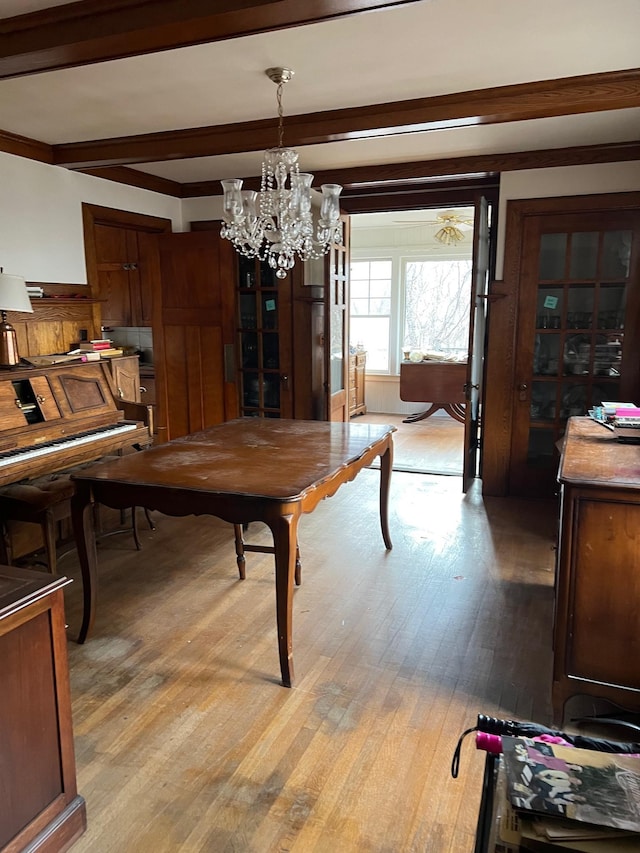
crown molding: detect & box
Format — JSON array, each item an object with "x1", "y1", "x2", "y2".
[
  {"x1": 0, "y1": 0, "x2": 421, "y2": 79},
  {"x1": 51, "y1": 69, "x2": 640, "y2": 169}
]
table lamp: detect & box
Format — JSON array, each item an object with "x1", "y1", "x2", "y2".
[{"x1": 0, "y1": 270, "x2": 33, "y2": 368}]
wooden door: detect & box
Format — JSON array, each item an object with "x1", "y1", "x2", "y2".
[
  {"x1": 326, "y1": 215, "x2": 350, "y2": 422},
  {"x1": 462, "y1": 196, "x2": 491, "y2": 492},
  {"x1": 82, "y1": 204, "x2": 171, "y2": 328},
  {"x1": 108, "y1": 355, "x2": 141, "y2": 402},
  {"x1": 483, "y1": 192, "x2": 640, "y2": 497},
  {"x1": 154, "y1": 231, "x2": 238, "y2": 443}
]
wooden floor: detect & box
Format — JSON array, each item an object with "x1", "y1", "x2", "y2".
[
  {"x1": 57, "y1": 428, "x2": 560, "y2": 852},
  {"x1": 356, "y1": 412, "x2": 465, "y2": 475}
]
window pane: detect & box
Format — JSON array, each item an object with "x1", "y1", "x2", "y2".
[
  {"x1": 350, "y1": 280, "x2": 369, "y2": 299},
  {"x1": 370, "y1": 298, "x2": 390, "y2": 315},
  {"x1": 370, "y1": 280, "x2": 391, "y2": 298},
  {"x1": 350, "y1": 262, "x2": 369, "y2": 281},
  {"x1": 350, "y1": 317, "x2": 389, "y2": 371},
  {"x1": 370, "y1": 260, "x2": 392, "y2": 278},
  {"x1": 403, "y1": 260, "x2": 471, "y2": 357},
  {"x1": 570, "y1": 232, "x2": 598, "y2": 280},
  {"x1": 350, "y1": 298, "x2": 369, "y2": 316},
  {"x1": 539, "y1": 233, "x2": 567, "y2": 280}
]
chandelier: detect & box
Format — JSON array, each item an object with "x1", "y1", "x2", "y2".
[{"x1": 220, "y1": 67, "x2": 343, "y2": 279}]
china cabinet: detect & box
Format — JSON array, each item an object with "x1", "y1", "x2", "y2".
[
  {"x1": 236, "y1": 255, "x2": 293, "y2": 418},
  {"x1": 506, "y1": 202, "x2": 640, "y2": 496}
]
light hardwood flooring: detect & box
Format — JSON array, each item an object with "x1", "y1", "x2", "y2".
[
  {"x1": 354, "y1": 412, "x2": 465, "y2": 475},
  {"x1": 57, "y1": 443, "x2": 560, "y2": 852}
]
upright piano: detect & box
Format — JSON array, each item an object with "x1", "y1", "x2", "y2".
[{"x1": 0, "y1": 360, "x2": 151, "y2": 487}]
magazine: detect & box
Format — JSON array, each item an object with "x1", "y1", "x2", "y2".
[{"x1": 501, "y1": 736, "x2": 640, "y2": 833}]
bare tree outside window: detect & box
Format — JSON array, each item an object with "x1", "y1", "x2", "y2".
[{"x1": 404, "y1": 260, "x2": 472, "y2": 356}]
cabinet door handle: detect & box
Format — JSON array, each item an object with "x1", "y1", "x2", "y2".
[{"x1": 518, "y1": 383, "x2": 528, "y2": 401}]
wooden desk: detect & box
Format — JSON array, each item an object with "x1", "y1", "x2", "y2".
[
  {"x1": 399, "y1": 360, "x2": 467, "y2": 423},
  {"x1": 554, "y1": 417, "x2": 640, "y2": 723},
  {"x1": 0, "y1": 566, "x2": 86, "y2": 853},
  {"x1": 71, "y1": 418, "x2": 395, "y2": 687}
]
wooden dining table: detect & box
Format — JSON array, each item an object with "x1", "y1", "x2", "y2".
[{"x1": 71, "y1": 418, "x2": 395, "y2": 687}]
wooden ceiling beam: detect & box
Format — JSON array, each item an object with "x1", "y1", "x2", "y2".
[
  {"x1": 52, "y1": 69, "x2": 640, "y2": 169},
  {"x1": 179, "y1": 141, "x2": 640, "y2": 198},
  {"x1": 0, "y1": 0, "x2": 421, "y2": 79}
]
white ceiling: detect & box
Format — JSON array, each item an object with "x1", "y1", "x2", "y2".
[{"x1": 0, "y1": 0, "x2": 638, "y2": 187}]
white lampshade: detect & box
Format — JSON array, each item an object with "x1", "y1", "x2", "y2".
[{"x1": 0, "y1": 272, "x2": 33, "y2": 313}]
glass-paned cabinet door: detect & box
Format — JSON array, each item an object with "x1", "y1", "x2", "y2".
[
  {"x1": 236, "y1": 257, "x2": 289, "y2": 418},
  {"x1": 512, "y1": 211, "x2": 639, "y2": 496}
]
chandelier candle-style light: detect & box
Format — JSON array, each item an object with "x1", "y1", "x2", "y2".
[{"x1": 221, "y1": 67, "x2": 343, "y2": 278}]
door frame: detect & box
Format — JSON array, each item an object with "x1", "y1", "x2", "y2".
[{"x1": 482, "y1": 190, "x2": 640, "y2": 497}]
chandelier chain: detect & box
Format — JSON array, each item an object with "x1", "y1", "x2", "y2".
[{"x1": 276, "y1": 82, "x2": 285, "y2": 149}]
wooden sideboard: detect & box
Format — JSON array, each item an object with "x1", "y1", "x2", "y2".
[
  {"x1": 0, "y1": 566, "x2": 86, "y2": 853},
  {"x1": 553, "y1": 417, "x2": 640, "y2": 724},
  {"x1": 349, "y1": 351, "x2": 366, "y2": 417}
]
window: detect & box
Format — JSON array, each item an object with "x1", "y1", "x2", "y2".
[
  {"x1": 403, "y1": 259, "x2": 472, "y2": 358},
  {"x1": 349, "y1": 259, "x2": 392, "y2": 371}
]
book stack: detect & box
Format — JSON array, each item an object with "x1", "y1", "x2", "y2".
[
  {"x1": 78, "y1": 339, "x2": 124, "y2": 359},
  {"x1": 493, "y1": 736, "x2": 640, "y2": 851}
]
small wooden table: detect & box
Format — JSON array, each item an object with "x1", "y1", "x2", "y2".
[
  {"x1": 400, "y1": 360, "x2": 467, "y2": 423},
  {"x1": 71, "y1": 418, "x2": 395, "y2": 687}
]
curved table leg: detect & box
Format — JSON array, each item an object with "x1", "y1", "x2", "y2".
[
  {"x1": 269, "y1": 510, "x2": 300, "y2": 688},
  {"x1": 403, "y1": 402, "x2": 466, "y2": 424},
  {"x1": 402, "y1": 403, "x2": 441, "y2": 423},
  {"x1": 71, "y1": 485, "x2": 99, "y2": 645},
  {"x1": 446, "y1": 403, "x2": 467, "y2": 424},
  {"x1": 379, "y1": 439, "x2": 393, "y2": 551}
]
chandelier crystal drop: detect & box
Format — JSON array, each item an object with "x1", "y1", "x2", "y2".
[{"x1": 220, "y1": 67, "x2": 343, "y2": 279}]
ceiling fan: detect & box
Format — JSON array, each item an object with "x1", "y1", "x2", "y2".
[{"x1": 393, "y1": 210, "x2": 474, "y2": 244}]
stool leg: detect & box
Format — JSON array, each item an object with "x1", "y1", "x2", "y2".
[
  {"x1": 131, "y1": 508, "x2": 141, "y2": 551},
  {"x1": 234, "y1": 523, "x2": 246, "y2": 579},
  {"x1": 42, "y1": 510, "x2": 58, "y2": 574}
]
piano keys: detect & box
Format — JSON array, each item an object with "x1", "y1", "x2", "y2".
[{"x1": 0, "y1": 360, "x2": 151, "y2": 487}]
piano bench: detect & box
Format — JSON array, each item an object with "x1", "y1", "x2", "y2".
[
  {"x1": 0, "y1": 465, "x2": 154, "y2": 574},
  {"x1": 0, "y1": 474, "x2": 77, "y2": 575}
]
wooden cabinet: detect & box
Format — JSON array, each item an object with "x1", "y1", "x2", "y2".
[
  {"x1": 483, "y1": 193, "x2": 640, "y2": 497},
  {"x1": 106, "y1": 354, "x2": 141, "y2": 402},
  {"x1": 349, "y1": 351, "x2": 366, "y2": 417},
  {"x1": 0, "y1": 566, "x2": 86, "y2": 853},
  {"x1": 236, "y1": 255, "x2": 293, "y2": 418},
  {"x1": 553, "y1": 417, "x2": 640, "y2": 724},
  {"x1": 82, "y1": 203, "x2": 172, "y2": 330}
]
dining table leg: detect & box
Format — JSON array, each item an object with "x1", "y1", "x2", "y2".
[
  {"x1": 268, "y1": 508, "x2": 300, "y2": 688},
  {"x1": 71, "y1": 484, "x2": 99, "y2": 645},
  {"x1": 379, "y1": 438, "x2": 394, "y2": 551}
]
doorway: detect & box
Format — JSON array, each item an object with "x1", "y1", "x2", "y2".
[{"x1": 349, "y1": 206, "x2": 476, "y2": 476}]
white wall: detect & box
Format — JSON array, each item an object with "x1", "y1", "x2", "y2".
[{"x1": 0, "y1": 152, "x2": 184, "y2": 284}]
